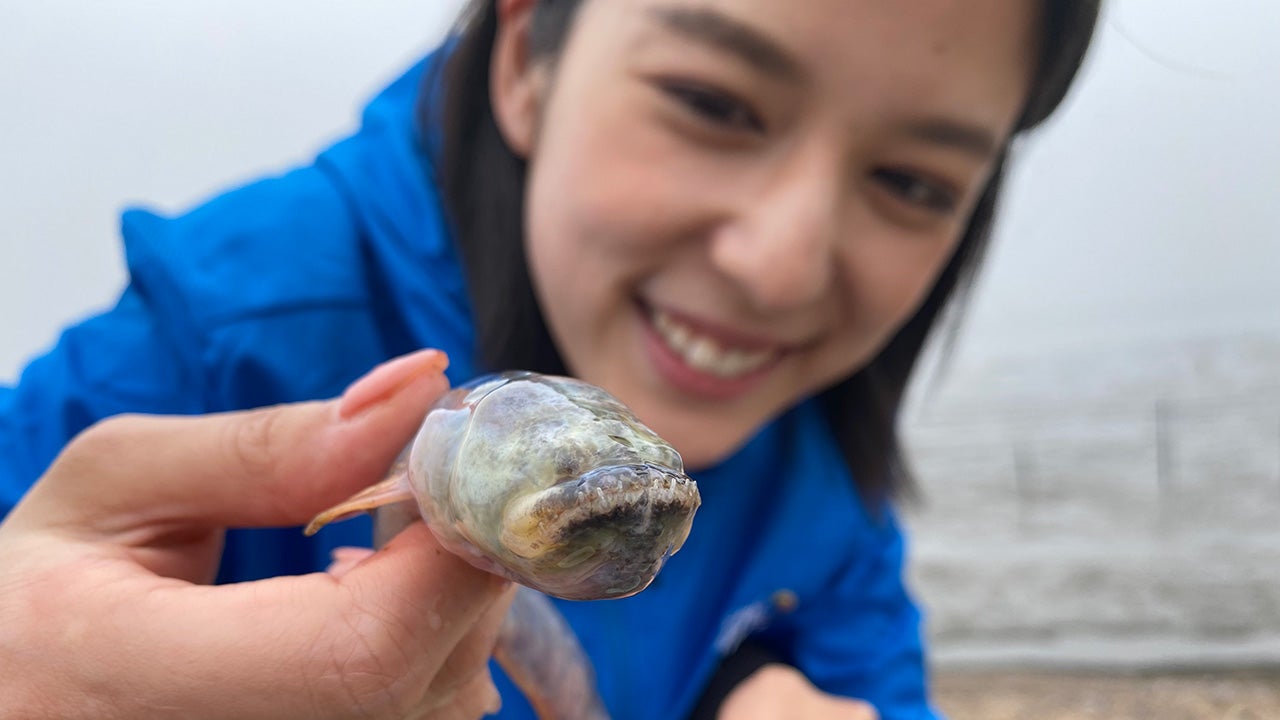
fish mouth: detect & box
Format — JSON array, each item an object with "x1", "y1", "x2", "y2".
[{"x1": 499, "y1": 464, "x2": 701, "y2": 600}]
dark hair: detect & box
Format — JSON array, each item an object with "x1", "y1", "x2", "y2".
[{"x1": 429, "y1": 0, "x2": 1101, "y2": 504}]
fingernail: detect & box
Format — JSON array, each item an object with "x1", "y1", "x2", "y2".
[
  {"x1": 483, "y1": 677, "x2": 503, "y2": 715},
  {"x1": 338, "y1": 349, "x2": 449, "y2": 420},
  {"x1": 325, "y1": 546, "x2": 376, "y2": 578}
]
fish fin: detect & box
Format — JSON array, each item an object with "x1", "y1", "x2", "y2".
[{"x1": 304, "y1": 473, "x2": 414, "y2": 536}]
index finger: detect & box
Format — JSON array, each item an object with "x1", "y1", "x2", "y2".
[{"x1": 20, "y1": 349, "x2": 450, "y2": 535}]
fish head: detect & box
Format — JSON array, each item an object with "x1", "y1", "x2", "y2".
[{"x1": 411, "y1": 373, "x2": 701, "y2": 600}]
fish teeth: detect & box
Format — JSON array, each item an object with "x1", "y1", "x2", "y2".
[{"x1": 651, "y1": 309, "x2": 775, "y2": 378}]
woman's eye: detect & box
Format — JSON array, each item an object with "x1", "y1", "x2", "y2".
[
  {"x1": 872, "y1": 169, "x2": 959, "y2": 215},
  {"x1": 660, "y1": 82, "x2": 764, "y2": 133}
]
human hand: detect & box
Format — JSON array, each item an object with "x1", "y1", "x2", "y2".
[
  {"x1": 0, "y1": 349, "x2": 515, "y2": 720},
  {"x1": 717, "y1": 664, "x2": 879, "y2": 720}
]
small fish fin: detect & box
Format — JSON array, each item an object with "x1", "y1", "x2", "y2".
[{"x1": 304, "y1": 474, "x2": 414, "y2": 536}]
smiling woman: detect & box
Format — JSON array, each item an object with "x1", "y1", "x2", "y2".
[
  {"x1": 0, "y1": 1, "x2": 1099, "y2": 719},
  {"x1": 433, "y1": 2, "x2": 1096, "y2": 714},
  {"x1": 442, "y1": 0, "x2": 1096, "y2": 496}
]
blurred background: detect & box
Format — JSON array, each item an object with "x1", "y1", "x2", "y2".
[
  {"x1": 901, "y1": 0, "x2": 1280, "y2": 668},
  {"x1": 3, "y1": 1, "x2": 1278, "y2": 716}
]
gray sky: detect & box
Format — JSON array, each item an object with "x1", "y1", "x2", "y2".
[
  {"x1": 963, "y1": 0, "x2": 1280, "y2": 360},
  {"x1": 2, "y1": 0, "x2": 1278, "y2": 381}
]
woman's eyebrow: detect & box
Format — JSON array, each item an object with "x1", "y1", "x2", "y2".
[
  {"x1": 904, "y1": 118, "x2": 999, "y2": 159},
  {"x1": 647, "y1": 6, "x2": 800, "y2": 81}
]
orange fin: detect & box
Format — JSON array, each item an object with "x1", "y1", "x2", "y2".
[{"x1": 304, "y1": 474, "x2": 414, "y2": 536}]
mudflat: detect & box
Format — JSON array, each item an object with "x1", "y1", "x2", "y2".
[{"x1": 934, "y1": 668, "x2": 1280, "y2": 720}]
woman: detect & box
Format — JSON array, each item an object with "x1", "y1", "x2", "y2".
[{"x1": 0, "y1": 0, "x2": 1099, "y2": 717}]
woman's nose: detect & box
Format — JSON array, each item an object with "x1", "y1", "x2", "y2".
[{"x1": 709, "y1": 162, "x2": 840, "y2": 312}]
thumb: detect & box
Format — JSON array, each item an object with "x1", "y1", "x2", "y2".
[
  {"x1": 113, "y1": 522, "x2": 513, "y2": 719},
  {"x1": 19, "y1": 349, "x2": 450, "y2": 536},
  {"x1": 336, "y1": 523, "x2": 517, "y2": 715}
]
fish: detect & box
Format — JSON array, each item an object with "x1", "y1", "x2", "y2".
[{"x1": 306, "y1": 368, "x2": 701, "y2": 718}]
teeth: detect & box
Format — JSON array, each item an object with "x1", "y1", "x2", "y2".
[{"x1": 650, "y1": 309, "x2": 775, "y2": 378}]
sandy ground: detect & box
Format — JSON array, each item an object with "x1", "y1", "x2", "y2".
[{"x1": 933, "y1": 668, "x2": 1280, "y2": 720}]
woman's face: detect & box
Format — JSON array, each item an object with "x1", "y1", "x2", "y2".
[{"x1": 494, "y1": 0, "x2": 1037, "y2": 469}]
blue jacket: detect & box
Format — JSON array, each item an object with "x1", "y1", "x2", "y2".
[{"x1": 0, "y1": 48, "x2": 940, "y2": 720}]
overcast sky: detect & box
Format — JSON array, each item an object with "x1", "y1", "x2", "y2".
[
  {"x1": 2, "y1": 0, "x2": 1278, "y2": 382},
  {"x1": 967, "y1": 0, "x2": 1280, "y2": 360}
]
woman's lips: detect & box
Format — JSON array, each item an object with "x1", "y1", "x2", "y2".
[
  {"x1": 638, "y1": 302, "x2": 785, "y2": 400},
  {"x1": 650, "y1": 308, "x2": 777, "y2": 378}
]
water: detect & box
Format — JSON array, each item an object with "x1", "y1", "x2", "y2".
[{"x1": 899, "y1": 335, "x2": 1280, "y2": 668}]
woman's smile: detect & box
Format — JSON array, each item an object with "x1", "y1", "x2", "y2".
[{"x1": 637, "y1": 299, "x2": 787, "y2": 400}]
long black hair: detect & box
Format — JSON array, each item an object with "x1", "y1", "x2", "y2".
[{"x1": 427, "y1": 0, "x2": 1101, "y2": 504}]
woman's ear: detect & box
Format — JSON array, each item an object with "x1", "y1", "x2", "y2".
[{"x1": 491, "y1": 0, "x2": 546, "y2": 159}]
